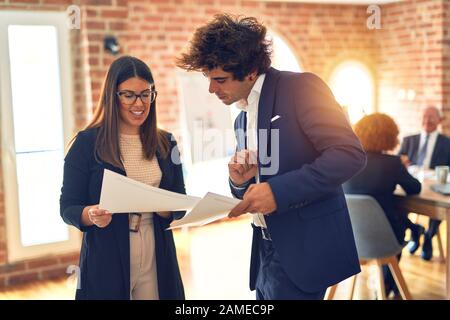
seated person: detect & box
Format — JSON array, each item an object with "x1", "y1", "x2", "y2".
[
  {"x1": 343, "y1": 113, "x2": 421, "y2": 298},
  {"x1": 399, "y1": 106, "x2": 450, "y2": 260}
]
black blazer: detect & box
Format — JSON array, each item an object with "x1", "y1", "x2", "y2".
[
  {"x1": 343, "y1": 152, "x2": 421, "y2": 243},
  {"x1": 399, "y1": 133, "x2": 450, "y2": 168},
  {"x1": 60, "y1": 127, "x2": 185, "y2": 300}
]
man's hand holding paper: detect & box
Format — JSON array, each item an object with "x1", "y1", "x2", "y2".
[{"x1": 168, "y1": 192, "x2": 241, "y2": 230}]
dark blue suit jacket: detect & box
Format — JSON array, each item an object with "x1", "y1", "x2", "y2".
[
  {"x1": 60, "y1": 127, "x2": 185, "y2": 300},
  {"x1": 343, "y1": 153, "x2": 421, "y2": 244},
  {"x1": 230, "y1": 68, "x2": 366, "y2": 293},
  {"x1": 399, "y1": 133, "x2": 450, "y2": 168}
]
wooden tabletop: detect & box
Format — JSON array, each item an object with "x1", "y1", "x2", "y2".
[
  {"x1": 395, "y1": 179, "x2": 450, "y2": 209},
  {"x1": 394, "y1": 177, "x2": 450, "y2": 220}
]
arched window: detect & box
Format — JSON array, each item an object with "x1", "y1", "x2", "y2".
[
  {"x1": 268, "y1": 30, "x2": 301, "y2": 73},
  {"x1": 229, "y1": 30, "x2": 302, "y2": 122},
  {"x1": 329, "y1": 61, "x2": 375, "y2": 124}
]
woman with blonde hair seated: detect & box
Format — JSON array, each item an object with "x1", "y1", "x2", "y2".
[{"x1": 343, "y1": 113, "x2": 421, "y2": 298}]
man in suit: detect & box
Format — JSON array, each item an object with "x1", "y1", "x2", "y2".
[
  {"x1": 399, "y1": 106, "x2": 450, "y2": 260},
  {"x1": 176, "y1": 14, "x2": 366, "y2": 300}
]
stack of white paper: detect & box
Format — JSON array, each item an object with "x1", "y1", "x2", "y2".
[
  {"x1": 99, "y1": 169, "x2": 201, "y2": 213},
  {"x1": 167, "y1": 192, "x2": 241, "y2": 230},
  {"x1": 99, "y1": 169, "x2": 242, "y2": 229}
]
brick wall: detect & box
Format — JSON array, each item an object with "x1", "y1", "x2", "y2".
[
  {"x1": 0, "y1": 253, "x2": 79, "y2": 289},
  {"x1": 74, "y1": 0, "x2": 378, "y2": 139},
  {"x1": 443, "y1": 0, "x2": 450, "y2": 132},
  {"x1": 378, "y1": 0, "x2": 447, "y2": 136},
  {"x1": 0, "y1": 0, "x2": 447, "y2": 289}
]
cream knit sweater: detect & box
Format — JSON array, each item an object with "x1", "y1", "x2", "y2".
[{"x1": 119, "y1": 134, "x2": 162, "y2": 221}]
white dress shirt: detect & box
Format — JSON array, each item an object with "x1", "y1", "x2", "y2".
[
  {"x1": 235, "y1": 74, "x2": 267, "y2": 228},
  {"x1": 419, "y1": 130, "x2": 438, "y2": 169}
]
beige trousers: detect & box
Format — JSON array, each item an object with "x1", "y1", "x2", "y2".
[{"x1": 129, "y1": 213, "x2": 159, "y2": 300}]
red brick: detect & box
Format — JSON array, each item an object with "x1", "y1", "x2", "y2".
[
  {"x1": 9, "y1": 0, "x2": 39, "y2": 3},
  {"x1": 102, "y1": 56, "x2": 115, "y2": 65},
  {"x1": 142, "y1": 15, "x2": 164, "y2": 23},
  {"x1": 241, "y1": 1, "x2": 259, "y2": 8},
  {"x1": 81, "y1": 0, "x2": 112, "y2": 5},
  {"x1": 141, "y1": 25, "x2": 160, "y2": 32},
  {"x1": 0, "y1": 253, "x2": 6, "y2": 264},
  {"x1": 219, "y1": 0, "x2": 236, "y2": 5},
  {"x1": 164, "y1": 25, "x2": 183, "y2": 32},
  {"x1": 0, "y1": 261, "x2": 27, "y2": 274},
  {"x1": 156, "y1": 5, "x2": 177, "y2": 14},
  {"x1": 59, "y1": 252, "x2": 80, "y2": 264},
  {"x1": 266, "y1": 2, "x2": 283, "y2": 9},
  {"x1": 126, "y1": 34, "x2": 142, "y2": 41},
  {"x1": 41, "y1": 0, "x2": 73, "y2": 4},
  {"x1": 87, "y1": 33, "x2": 104, "y2": 42},
  {"x1": 116, "y1": 0, "x2": 128, "y2": 6},
  {"x1": 109, "y1": 21, "x2": 127, "y2": 31},
  {"x1": 89, "y1": 57, "x2": 99, "y2": 66},
  {"x1": 86, "y1": 9, "x2": 98, "y2": 18},
  {"x1": 168, "y1": 17, "x2": 187, "y2": 24},
  {"x1": 205, "y1": 8, "x2": 221, "y2": 16},
  {"x1": 89, "y1": 44, "x2": 100, "y2": 54},
  {"x1": 86, "y1": 21, "x2": 105, "y2": 30},
  {"x1": 26, "y1": 257, "x2": 59, "y2": 270},
  {"x1": 7, "y1": 272, "x2": 39, "y2": 286},
  {"x1": 41, "y1": 266, "x2": 70, "y2": 280},
  {"x1": 101, "y1": 9, "x2": 128, "y2": 19},
  {"x1": 195, "y1": 0, "x2": 214, "y2": 5},
  {"x1": 91, "y1": 80, "x2": 103, "y2": 91}
]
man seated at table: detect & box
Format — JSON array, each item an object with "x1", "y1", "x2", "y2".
[{"x1": 399, "y1": 106, "x2": 450, "y2": 261}]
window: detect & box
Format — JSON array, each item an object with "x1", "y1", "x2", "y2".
[
  {"x1": 0, "y1": 11, "x2": 79, "y2": 262},
  {"x1": 329, "y1": 61, "x2": 375, "y2": 124}
]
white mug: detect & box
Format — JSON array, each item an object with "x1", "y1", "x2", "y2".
[{"x1": 435, "y1": 166, "x2": 449, "y2": 184}]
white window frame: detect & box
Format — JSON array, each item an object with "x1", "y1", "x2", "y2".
[{"x1": 0, "y1": 11, "x2": 80, "y2": 263}]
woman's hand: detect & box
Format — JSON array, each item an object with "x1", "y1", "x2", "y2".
[
  {"x1": 82, "y1": 205, "x2": 112, "y2": 228},
  {"x1": 400, "y1": 155, "x2": 411, "y2": 167},
  {"x1": 156, "y1": 211, "x2": 172, "y2": 219}
]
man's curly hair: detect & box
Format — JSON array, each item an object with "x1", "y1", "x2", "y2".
[
  {"x1": 176, "y1": 14, "x2": 272, "y2": 81},
  {"x1": 353, "y1": 113, "x2": 399, "y2": 153}
]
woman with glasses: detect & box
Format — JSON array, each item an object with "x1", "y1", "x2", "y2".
[{"x1": 60, "y1": 56, "x2": 185, "y2": 300}]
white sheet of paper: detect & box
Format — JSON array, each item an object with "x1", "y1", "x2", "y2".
[
  {"x1": 99, "y1": 169, "x2": 201, "y2": 213},
  {"x1": 168, "y1": 192, "x2": 241, "y2": 229}
]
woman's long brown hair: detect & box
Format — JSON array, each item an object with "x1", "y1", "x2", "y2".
[{"x1": 72, "y1": 56, "x2": 169, "y2": 168}]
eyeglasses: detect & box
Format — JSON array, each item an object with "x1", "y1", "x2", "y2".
[{"x1": 116, "y1": 89, "x2": 157, "y2": 105}]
